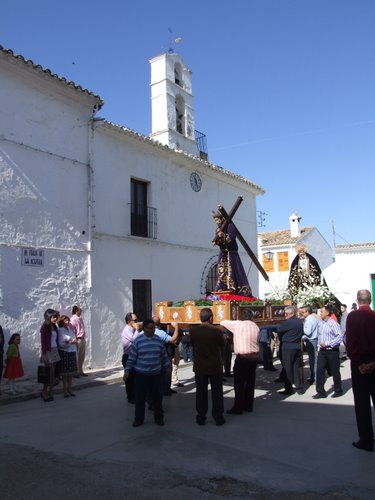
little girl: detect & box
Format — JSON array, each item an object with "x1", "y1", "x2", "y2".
[{"x1": 4, "y1": 333, "x2": 24, "y2": 395}]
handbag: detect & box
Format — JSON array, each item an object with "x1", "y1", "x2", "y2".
[{"x1": 37, "y1": 365, "x2": 51, "y2": 384}]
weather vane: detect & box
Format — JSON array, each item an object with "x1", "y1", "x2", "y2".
[{"x1": 164, "y1": 27, "x2": 182, "y2": 53}]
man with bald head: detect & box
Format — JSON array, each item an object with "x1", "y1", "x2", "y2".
[{"x1": 346, "y1": 289, "x2": 375, "y2": 452}]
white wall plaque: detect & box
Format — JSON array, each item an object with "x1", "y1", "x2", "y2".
[{"x1": 21, "y1": 248, "x2": 44, "y2": 267}]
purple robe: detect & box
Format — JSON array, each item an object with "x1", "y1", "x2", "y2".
[{"x1": 214, "y1": 223, "x2": 252, "y2": 296}]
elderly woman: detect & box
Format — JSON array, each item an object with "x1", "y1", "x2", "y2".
[
  {"x1": 40, "y1": 308, "x2": 60, "y2": 402},
  {"x1": 57, "y1": 315, "x2": 77, "y2": 397}
]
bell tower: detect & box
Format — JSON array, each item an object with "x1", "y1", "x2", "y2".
[{"x1": 149, "y1": 52, "x2": 199, "y2": 157}]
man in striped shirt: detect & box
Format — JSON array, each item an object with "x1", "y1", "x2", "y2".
[
  {"x1": 313, "y1": 304, "x2": 344, "y2": 399},
  {"x1": 221, "y1": 310, "x2": 260, "y2": 414},
  {"x1": 125, "y1": 319, "x2": 171, "y2": 427}
]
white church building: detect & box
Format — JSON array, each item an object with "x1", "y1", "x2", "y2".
[{"x1": 0, "y1": 46, "x2": 264, "y2": 374}]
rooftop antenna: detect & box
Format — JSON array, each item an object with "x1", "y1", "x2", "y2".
[
  {"x1": 164, "y1": 27, "x2": 182, "y2": 54},
  {"x1": 257, "y1": 210, "x2": 267, "y2": 228}
]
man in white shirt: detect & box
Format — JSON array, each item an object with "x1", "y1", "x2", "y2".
[
  {"x1": 301, "y1": 306, "x2": 319, "y2": 384},
  {"x1": 221, "y1": 310, "x2": 260, "y2": 414}
]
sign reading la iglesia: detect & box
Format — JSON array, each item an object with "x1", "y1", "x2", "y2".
[{"x1": 21, "y1": 248, "x2": 44, "y2": 267}]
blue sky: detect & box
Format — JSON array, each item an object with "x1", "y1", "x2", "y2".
[{"x1": 1, "y1": 0, "x2": 374, "y2": 247}]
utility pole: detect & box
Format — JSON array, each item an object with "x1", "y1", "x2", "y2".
[{"x1": 331, "y1": 220, "x2": 336, "y2": 261}]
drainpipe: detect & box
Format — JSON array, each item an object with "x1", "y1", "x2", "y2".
[
  {"x1": 87, "y1": 116, "x2": 104, "y2": 369},
  {"x1": 87, "y1": 116, "x2": 105, "y2": 282}
]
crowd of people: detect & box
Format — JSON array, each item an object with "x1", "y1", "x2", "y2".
[
  {"x1": 120, "y1": 289, "x2": 375, "y2": 453},
  {"x1": 39, "y1": 305, "x2": 87, "y2": 401},
  {"x1": 0, "y1": 305, "x2": 87, "y2": 400},
  {"x1": 1, "y1": 290, "x2": 374, "y2": 453}
]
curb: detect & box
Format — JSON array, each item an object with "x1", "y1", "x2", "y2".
[{"x1": 0, "y1": 369, "x2": 124, "y2": 407}]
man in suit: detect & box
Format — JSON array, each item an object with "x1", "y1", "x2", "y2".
[
  {"x1": 276, "y1": 305, "x2": 304, "y2": 395},
  {"x1": 190, "y1": 308, "x2": 226, "y2": 426},
  {"x1": 346, "y1": 289, "x2": 375, "y2": 452}
]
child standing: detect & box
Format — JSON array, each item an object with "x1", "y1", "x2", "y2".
[{"x1": 4, "y1": 333, "x2": 24, "y2": 395}]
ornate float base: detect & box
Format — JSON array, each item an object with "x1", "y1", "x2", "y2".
[{"x1": 155, "y1": 300, "x2": 286, "y2": 328}]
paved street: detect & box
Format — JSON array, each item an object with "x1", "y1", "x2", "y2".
[{"x1": 0, "y1": 359, "x2": 374, "y2": 499}]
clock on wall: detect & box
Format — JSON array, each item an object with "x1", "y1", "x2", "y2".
[{"x1": 190, "y1": 172, "x2": 202, "y2": 192}]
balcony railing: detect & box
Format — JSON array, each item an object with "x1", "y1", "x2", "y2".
[
  {"x1": 195, "y1": 129, "x2": 208, "y2": 161},
  {"x1": 129, "y1": 204, "x2": 157, "y2": 239}
]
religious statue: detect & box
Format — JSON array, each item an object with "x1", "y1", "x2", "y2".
[
  {"x1": 212, "y1": 211, "x2": 252, "y2": 296},
  {"x1": 287, "y1": 244, "x2": 327, "y2": 298}
]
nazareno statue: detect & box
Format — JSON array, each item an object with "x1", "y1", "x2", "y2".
[{"x1": 212, "y1": 211, "x2": 252, "y2": 296}]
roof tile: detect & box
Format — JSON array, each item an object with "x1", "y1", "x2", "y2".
[{"x1": 258, "y1": 227, "x2": 314, "y2": 246}]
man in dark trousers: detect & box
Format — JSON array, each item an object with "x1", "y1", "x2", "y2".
[
  {"x1": 190, "y1": 308, "x2": 226, "y2": 426},
  {"x1": 346, "y1": 289, "x2": 375, "y2": 452},
  {"x1": 313, "y1": 304, "x2": 343, "y2": 400},
  {"x1": 276, "y1": 305, "x2": 304, "y2": 395},
  {"x1": 221, "y1": 309, "x2": 260, "y2": 414},
  {"x1": 0, "y1": 324, "x2": 4, "y2": 395}
]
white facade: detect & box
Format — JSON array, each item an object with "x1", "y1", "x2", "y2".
[
  {"x1": 0, "y1": 46, "x2": 264, "y2": 374},
  {"x1": 258, "y1": 215, "x2": 333, "y2": 299},
  {"x1": 323, "y1": 243, "x2": 375, "y2": 306}
]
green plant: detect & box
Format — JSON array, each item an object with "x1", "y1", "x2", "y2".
[{"x1": 239, "y1": 300, "x2": 264, "y2": 306}]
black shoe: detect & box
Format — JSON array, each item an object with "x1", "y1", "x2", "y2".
[
  {"x1": 224, "y1": 373, "x2": 234, "y2": 378},
  {"x1": 331, "y1": 391, "x2": 343, "y2": 398},
  {"x1": 74, "y1": 375, "x2": 80, "y2": 379},
  {"x1": 132, "y1": 420, "x2": 143, "y2": 427},
  {"x1": 196, "y1": 417, "x2": 206, "y2": 426},
  {"x1": 155, "y1": 419, "x2": 164, "y2": 426},
  {"x1": 215, "y1": 417, "x2": 226, "y2": 426},
  {"x1": 274, "y1": 377, "x2": 285, "y2": 383},
  {"x1": 307, "y1": 378, "x2": 315, "y2": 384},
  {"x1": 226, "y1": 408, "x2": 242, "y2": 415},
  {"x1": 164, "y1": 389, "x2": 177, "y2": 395},
  {"x1": 80, "y1": 373, "x2": 88, "y2": 377},
  {"x1": 279, "y1": 390, "x2": 294, "y2": 395},
  {"x1": 312, "y1": 393, "x2": 327, "y2": 399},
  {"x1": 352, "y1": 440, "x2": 374, "y2": 452},
  {"x1": 244, "y1": 408, "x2": 253, "y2": 412},
  {"x1": 265, "y1": 367, "x2": 277, "y2": 371},
  {"x1": 128, "y1": 399, "x2": 135, "y2": 404}
]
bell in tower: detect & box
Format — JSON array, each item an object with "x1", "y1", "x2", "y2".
[{"x1": 149, "y1": 52, "x2": 200, "y2": 157}]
